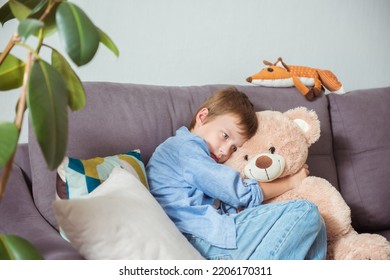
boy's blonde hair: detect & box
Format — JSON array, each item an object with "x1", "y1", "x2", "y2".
[{"x1": 189, "y1": 87, "x2": 258, "y2": 140}]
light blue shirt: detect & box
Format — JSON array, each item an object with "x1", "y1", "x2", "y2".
[{"x1": 146, "y1": 126, "x2": 263, "y2": 249}]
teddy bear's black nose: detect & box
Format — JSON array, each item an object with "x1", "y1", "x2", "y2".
[{"x1": 256, "y1": 155, "x2": 272, "y2": 169}]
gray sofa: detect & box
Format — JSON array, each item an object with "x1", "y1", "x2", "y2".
[{"x1": 1, "y1": 82, "x2": 389, "y2": 260}]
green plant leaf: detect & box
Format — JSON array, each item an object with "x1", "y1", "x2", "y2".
[
  {"x1": 0, "y1": 2, "x2": 15, "y2": 26},
  {"x1": 98, "y1": 28, "x2": 119, "y2": 57},
  {"x1": 8, "y1": 0, "x2": 32, "y2": 21},
  {"x1": 0, "y1": 53, "x2": 25, "y2": 91},
  {"x1": 28, "y1": 0, "x2": 47, "y2": 15},
  {"x1": 28, "y1": 59, "x2": 68, "y2": 170},
  {"x1": 56, "y1": 2, "x2": 100, "y2": 66},
  {"x1": 18, "y1": 18, "x2": 44, "y2": 41},
  {"x1": 0, "y1": 0, "x2": 48, "y2": 25},
  {"x1": 0, "y1": 122, "x2": 18, "y2": 168},
  {"x1": 0, "y1": 234, "x2": 44, "y2": 260},
  {"x1": 51, "y1": 48, "x2": 86, "y2": 111}
]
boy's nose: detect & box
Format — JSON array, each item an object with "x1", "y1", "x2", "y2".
[{"x1": 219, "y1": 143, "x2": 230, "y2": 155}]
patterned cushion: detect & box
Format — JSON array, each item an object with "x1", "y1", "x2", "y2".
[{"x1": 57, "y1": 150, "x2": 148, "y2": 199}]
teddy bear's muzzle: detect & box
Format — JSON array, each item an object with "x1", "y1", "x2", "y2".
[{"x1": 244, "y1": 153, "x2": 286, "y2": 182}]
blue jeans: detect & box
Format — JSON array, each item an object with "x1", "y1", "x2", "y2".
[{"x1": 185, "y1": 200, "x2": 327, "y2": 260}]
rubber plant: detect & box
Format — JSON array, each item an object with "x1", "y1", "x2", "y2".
[{"x1": 0, "y1": 0, "x2": 119, "y2": 259}]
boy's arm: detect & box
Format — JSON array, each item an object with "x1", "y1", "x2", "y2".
[{"x1": 260, "y1": 164, "x2": 309, "y2": 200}]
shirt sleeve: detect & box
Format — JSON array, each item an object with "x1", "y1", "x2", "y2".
[{"x1": 179, "y1": 140, "x2": 263, "y2": 208}]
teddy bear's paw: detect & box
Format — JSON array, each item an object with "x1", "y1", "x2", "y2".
[{"x1": 330, "y1": 232, "x2": 390, "y2": 260}]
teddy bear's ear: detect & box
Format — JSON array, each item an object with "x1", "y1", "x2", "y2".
[{"x1": 284, "y1": 107, "x2": 321, "y2": 146}]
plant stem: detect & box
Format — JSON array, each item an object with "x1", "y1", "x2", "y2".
[
  {"x1": 39, "y1": 0, "x2": 60, "y2": 22},
  {"x1": 0, "y1": 52, "x2": 32, "y2": 201},
  {"x1": 14, "y1": 41, "x2": 40, "y2": 59},
  {"x1": 36, "y1": 28, "x2": 44, "y2": 54},
  {"x1": 15, "y1": 52, "x2": 31, "y2": 131},
  {"x1": 0, "y1": 34, "x2": 19, "y2": 66}
]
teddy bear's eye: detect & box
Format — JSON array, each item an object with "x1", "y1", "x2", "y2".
[
  {"x1": 244, "y1": 155, "x2": 249, "y2": 161},
  {"x1": 269, "y1": 147, "x2": 276, "y2": 154}
]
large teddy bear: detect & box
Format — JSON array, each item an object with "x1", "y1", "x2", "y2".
[{"x1": 224, "y1": 107, "x2": 390, "y2": 260}]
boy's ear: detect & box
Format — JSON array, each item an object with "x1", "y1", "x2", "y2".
[{"x1": 197, "y1": 108, "x2": 209, "y2": 125}]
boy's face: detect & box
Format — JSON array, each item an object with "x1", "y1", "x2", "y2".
[{"x1": 192, "y1": 108, "x2": 246, "y2": 163}]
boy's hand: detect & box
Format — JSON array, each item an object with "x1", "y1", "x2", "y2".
[
  {"x1": 289, "y1": 164, "x2": 309, "y2": 188},
  {"x1": 260, "y1": 164, "x2": 309, "y2": 200}
]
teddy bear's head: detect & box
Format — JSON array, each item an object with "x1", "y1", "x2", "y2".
[{"x1": 225, "y1": 107, "x2": 320, "y2": 182}]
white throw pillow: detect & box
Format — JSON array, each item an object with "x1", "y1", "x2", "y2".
[{"x1": 53, "y1": 167, "x2": 204, "y2": 260}]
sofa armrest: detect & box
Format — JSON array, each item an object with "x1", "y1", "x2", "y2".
[{"x1": 0, "y1": 164, "x2": 83, "y2": 259}]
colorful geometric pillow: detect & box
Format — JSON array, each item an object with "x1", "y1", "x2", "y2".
[{"x1": 56, "y1": 150, "x2": 148, "y2": 200}]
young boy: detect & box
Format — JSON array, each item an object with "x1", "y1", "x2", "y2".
[{"x1": 146, "y1": 87, "x2": 327, "y2": 260}]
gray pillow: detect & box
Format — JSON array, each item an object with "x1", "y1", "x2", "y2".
[{"x1": 329, "y1": 87, "x2": 390, "y2": 232}]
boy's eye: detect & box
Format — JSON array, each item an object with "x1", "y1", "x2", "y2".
[
  {"x1": 232, "y1": 146, "x2": 237, "y2": 152},
  {"x1": 222, "y1": 132, "x2": 229, "y2": 139}
]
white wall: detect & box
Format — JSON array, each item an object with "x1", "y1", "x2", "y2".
[{"x1": 1, "y1": 0, "x2": 389, "y2": 143}]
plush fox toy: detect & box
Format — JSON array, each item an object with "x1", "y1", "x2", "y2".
[{"x1": 246, "y1": 57, "x2": 345, "y2": 101}]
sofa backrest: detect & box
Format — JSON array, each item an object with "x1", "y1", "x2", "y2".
[
  {"x1": 28, "y1": 82, "x2": 336, "y2": 227},
  {"x1": 328, "y1": 87, "x2": 390, "y2": 234}
]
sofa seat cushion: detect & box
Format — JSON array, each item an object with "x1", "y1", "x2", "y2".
[{"x1": 329, "y1": 87, "x2": 390, "y2": 233}]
